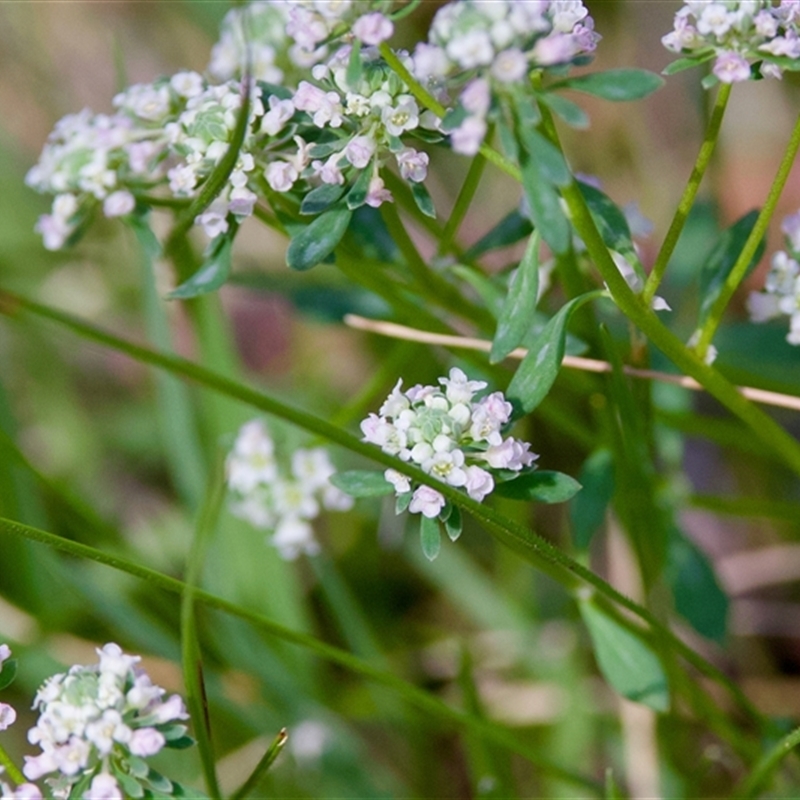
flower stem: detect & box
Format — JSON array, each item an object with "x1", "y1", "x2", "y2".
[
  {"x1": 0, "y1": 742, "x2": 25, "y2": 786},
  {"x1": 735, "y1": 725, "x2": 800, "y2": 799},
  {"x1": 642, "y1": 83, "x2": 732, "y2": 305},
  {"x1": 438, "y1": 146, "x2": 488, "y2": 257},
  {"x1": 694, "y1": 110, "x2": 800, "y2": 359}
]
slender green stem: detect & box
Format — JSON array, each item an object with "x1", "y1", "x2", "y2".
[
  {"x1": 0, "y1": 289, "x2": 765, "y2": 728},
  {"x1": 643, "y1": 83, "x2": 732, "y2": 305},
  {"x1": 695, "y1": 110, "x2": 800, "y2": 359},
  {"x1": 438, "y1": 148, "x2": 488, "y2": 256},
  {"x1": 180, "y1": 457, "x2": 226, "y2": 800},
  {"x1": 378, "y1": 43, "x2": 520, "y2": 183},
  {"x1": 0, "y1": 742, "x2": 25, "y2": 786},
  {"x1": 735, "y1": 725, "x2": 800, "y2": 798},
  {"x1": 0, "y1": 515, "x2": 601, "y2": 795},
  {"x1": 230, "y1": 729, "x2": 288, "y2": 800}
]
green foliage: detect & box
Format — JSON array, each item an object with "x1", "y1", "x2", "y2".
[{"x1": 286, "y1": 208, "x2": 352, "y2": 270}]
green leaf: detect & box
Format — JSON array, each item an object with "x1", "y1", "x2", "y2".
[
  {"x1": 0, "y1": 658, "x2": 17, "y2": 691},
  {"x1": 346, "y1": 38, "x2": 363, "y2": 88},
  {"x1": 164, "y1": 735, "x2": 196, "y2": 750},
  {"x1": 557, "y1": 69, "x2": 665, "y2": 101},
  {"x1": 520, "y1": 128, "x2": 572, "y2": 187},
  {"x1": 538, "y1": 92, "x2": 589, "y2": 129},
  {"x1": 144, "y1": 770, "x2": 173, "y2": 794},
  {"x1": 420, "y1": 514, "x2": 441, "y2": 561},
  {"x1": 667, "y1": 533, "x2": 728, "y2": 643},
  {"x1": 300, "y1": 183, "x2": 346, "y2": 216},
  {"x1": 579, "y1": 600, "x2": 670, "y2": 711},
  {"x1": 450, "y1": 265, "x2": 506, "y2": 320},
  {"x1": 286, "y1": 208, "x2": 352, "y2": 270},
  {"x1": 520, "y1": 155, "x2": 571, "y2": 255},
  {"x1": 396, "y1": 491, "x2": 412, "y2": 514},
  {"x1": 698, "y1": 209, "x2": 765, "y2": 325},
  {"x1": 113, "y1": 769, "x2": 145, "y2": 799},
  {"x1": 444, "y1": 504, "x2": 462, "y2": 542},
  {"x1": 160, "y1": 724, "x2": 189, "y2": 742},
  {"x1": 346, "y1": 168, "x2": 373, "y2": 210},
  {"x1": 411, "y1": 181, "x2": 436, "y2": 218},
  {"x1": 330, "y1": 470, "x2": 394, "y2": 497},
  {"x1": 168, "y1": 228, "x2": 236, "y2": 299},
  {"x1": 491, "y1": 231, "x2": 541, "y2": 363},
  {"x1": 493, "y1": 470, "x2": 582, "y2": 503},
  {"x1": 577, "y1": 182, "x2": 636, "y2": 260},
  {"x1": 231, "y1": 728, "x2": 288, "y2": 800},
  {"x1": 570, "y1": 449, "x2": 615, "y2": 550},
  {"x1": 463, "y1": 210, "x2": 532, "y2": 260},
  {"x1": 507, "y1": 292, "x2": 601, "y2": 415},
  {"x1": 662, "y1": 51, "x2": 715, "y2": 75}
]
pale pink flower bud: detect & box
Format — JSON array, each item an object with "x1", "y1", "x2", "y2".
[
  {"x1": 345, "y1": 135, "x2": 377, "y2": 169},
  {"x1": 460, "y1": 79, "x2": 491, "y2": 116},
  {"x1": 0, "y1": 643, "x2": 10, "y2": 667},
  {"x1": 450, "y1": 116, "x2": 487, "y2": 156},
  {"x1": 266, "y1": 161, "x2": 298, "y2": 192},
  {"x1": 85, "y1": 773, "x2": 122, "y2": 800},
  {"x1": 464, "y1": 465, "x2": 495, "y2": 502},
  {"x1": 129, "y1": 727, "x2": 166, "y2": 757},
  {"x1": 352, "y1": 13, "x2": 394, "y2": 46},
  {"x1": 385, "y1": 468, "x2": 411, "y2": 495},
  {"x1": 409, "y1": 485, "x2": 446, "y2": 518},
  {"x1": 365, "y1": 176, "x2": 393, "y2": 208},
  {"x1": 14, "y1": 784, "x2": 43, "y2": 800},
  {"x1": 713, "y1": 51, "x2": 751, "y2": 83},
  {"x1": 102, "y1": 190, "x2": 135, "y2": 218},
  {"x1": 150, "y1": 694, "x2": 188, "y2": 723},
  {"x1": 0, "y1": 702, "x2": 16, "y2": 731},
  {"x1": 396, "y1": 148, "x2": 429, "y2": 183}
]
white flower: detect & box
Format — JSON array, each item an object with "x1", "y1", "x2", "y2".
[
  {"x1": 170, "y1": 71, "x2": 204, "y2": 98},
  {"x1": 0, "y1": 703, "x2": 16, "y2": 731},
  {"x1": 491, "y1": 47, "x2": 528, "y2": 82},
  {"x1": 0, "y1": 644, "x2": 11, "y2": 667},
  {"x1": 272, "y1": 516, "x2": 320, "y2": 560},
  {"x1": 412, "y1": 43, "x2": 451, "y2": 79},
  {"x1": 148, "y1": 694, "x2": 188, "y2": 724},
  {"x1": 291, "y1": 448, "x2": 335, "y2": 492},
  {"x1": 464, "y1": 465, "x2": 494, "y2": 502},
  {"x1": 365, "y1": 176, "x2": 393, "y2": 208},
  {"x1": 196, "y1": 199, "x2": 230, "y2": 239},
  {"x1": 85, "y1": 773, "x2": 122, "y2": 800},
  {"x1": 422, "y1": 449, "x2": 468, "y2": 487},
  {"x1": 409, "y1": 485, "x2": 446, "y2": 518},
  {"x1": 345, "y1": 135, "x2": 377, "y2": 169},
  {"x1": 396, "y1": 148, "x2": 429, "y2": 183},
  {"x1": 381, "y1": 96, "x2": 420, "y2": 137},
  {"x1": 128, "y1": 727, "x2": 165, "y2": 757},
  {"x1": 439, "y1": 367, "x2": 487, "y2": 404},
  {"x1": 460, "y1": 78, "x2": 491, "y2": 116},
  {"x1": 102, "y1": 190, "x2": 135, "y2": 218},
  {"x1": 352, "y1": 12, "x2": 394, "y2": 46},
  {"x1": 713, "y1": 51, "x2": 752, "y2": 83},
  {"x1": 13, "y1": 784, "x2": 43, "y2": 800},
  {"x1": 450, "y1": 116, "x2": 487, "y2": 156},
  {"x1": 266, "y1": 161, "x2": 299, "y2": 192},
  {"x1": 483, "y1": 437, "x2": 538, "y2": 470},
  {"x1": 261, "y1": 96, "x2": 295, "y2": 136},
  {"x1": 446, "y1": 28, "x2": 495, "y2": 69},
  {"x1": 385, "y1": 468, "x2": 411, "y2": 495}
]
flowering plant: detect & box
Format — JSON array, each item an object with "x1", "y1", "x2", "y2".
[{"x1": 5, "y1": 0, "x2": 800, "y2": 797}]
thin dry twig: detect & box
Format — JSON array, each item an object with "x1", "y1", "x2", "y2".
[{"x1": 344, "y1": 315, "x2": 800, "y2": 413}]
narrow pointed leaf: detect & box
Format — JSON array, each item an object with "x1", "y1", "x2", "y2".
[
  {"x1": 300, "y1": 183, "x2": 346, "y2": 216},
  {"x1": 346, "y1": 168, "x2": 372, "y2": 210},
  {"x1": 463, "y1": 210, "x2": 532, "y2": 260},
  {"x1": 420, "y1": 514, "x2": 441, "y2": 561},
  {"x1": 507, "y1": 291, "x2": 602, "y2": 415},
  {"x1": 521, "y1": 128, "x2": 571, "y2": 187},
  {"x1": 286, "y1": 208, "x2": 352, "y2": 270},
  {"x1": 580, "y1": 600, "x2": 670, "y2": 711},
  {"x1": 556, "y1": 69, "x2": 664, "y2": 101},
  {"x1": 0, "y1": 659, "x2": 17, "y2": 691},
  {"x1": 662, "y1": 51, "x2": 715, "y2": 75},
  {"x1": 520, "y1": 156, "x2": 570, "y2": 255},
  {"x1": 411, "y1": 181, "x2": 436, "y2": 218},
  {"x1": 231, "y1": 728, "x2": 288, "y2": 800},
  {"x1": 577, "y1": 182, "x2": 636, "y2": 259},
  {"x1": 538, "y1": 93, "x2": 589, "y2": 129},
  {"x1": 330, "y1": 470, "x2": 394, "y2": 497},
  {"x1": 698, "y1": 210, "x2": 765, "y2": 325},
  {"x1": 493, "y1": 470, "x2": 581, "y2": 503},
  {"x1": 444, "y1": 504, "x2": 462, "y2": 542},
  {"x1": 570, "y1": 449, "x2": 615, "y2": 550},
  {"x1": 491, "y1": 231, "x2": 541, "y2": 363},
  {"x1": 168, "y1": 228, "x2": 236, "y2": 299}
]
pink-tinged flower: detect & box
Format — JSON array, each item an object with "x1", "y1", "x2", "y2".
[
  {"x1": 228, "y1": 186, "x2": 257, "y2": 218},
  {"x1": 460, "y1": 78, "x2": 491, "y2": 116},
  {"x1": 483, "y1": 437, "x2": 538, "y2": 470},
  {"x1": 102, "y1": 190, "x2": 135, "y2": 218},
  {"x1": 464, "y1": 465, "x2": 494, "y2": 502},
  {"x1": 713, "y1": 51, "x2": 751, "y2": 83},
  {"x1": 531, "y1": 32, "x2": 578, "y2": 66},
  {"x1": 450, "y1": 116, "x2": 487, "y2": 156},
  {"x1": 446, "y1": 29, "x2": 495, "y2": 69},
  {"x1": 286, "y1": 7, "x2": 329, "y2": 50},
  {"x1": 149, "y1": 694, "x2": 188, "y2": 724},
  {"x1": 409, "y1": 485, "x2": 446, "y2": 518},
  {"x1": 0, "y1": 643, "x2": 10, "y2": 667},
  {"x1": 13, "y1": 784, "x2": 43, "y2": 800},
  {"x1": 23, "y1": 752, "x2": 57, "y2": 782},
  {"x1": 352, "y1": 12, "x2": 394, "y2": 46},
  {"x1": 292, "y1": 81, "x2": 343, "y2": 128},
  {"x1": 272, "y1": 516, "x2": 320, "y2": 560},
  {"x1": 128, "y1": 727, "x2": 165, "y2": 757},
  {"x1": 491, "y1": 47, "x2": 528, "y2": 83},
  {"x1": 195, "y1": 200, "x2": 229, "y2": 238},
  {"x1": 86, "y1": 773, "x2": 122, "y2": 800},
  {"x1": 413, "y1": 43, "x2": 450, "y2": 80},
  {"x1": 365, "y1": 176, "x2": 393, "y2": 208},
  {"x1": 747, "y1": 291, "x2": 783, "y2": 323},
  {"x1": 439, "y1": 367, "x2": 487, "y2": 404},
  {"x1": 396, "y1": 148, "x2": 429, "y2": 183},
  {"x1": 783, "y1": 211, "x2": 800, "y2": 252},
  {"x1": 385, "y1": 468, "x2": 411, "y2": 495},
  {"x1": 381, "y1": 96, "x2": 420, "y2": 137},
  {"x1": 262, "y1": 96, "x2": 295, "y2": 136},
  {"x1": 345, "y1": 135, "x2": 377, "y2": 169},
  {"x1": 379, "y1": 379, "x2": 409, "y2": 417},
  {"x1": 266, "y1": 161, "x2": 298, "y2": 193},
  {"x1": 0, "y1": 702, "x2": 16, "y2": 731}
]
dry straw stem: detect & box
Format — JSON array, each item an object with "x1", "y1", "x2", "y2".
[{"x1": 344, "y1": 315, "x2": 800, "y2": 413}]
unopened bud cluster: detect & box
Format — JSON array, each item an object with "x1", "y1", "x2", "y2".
[
  {"x1": 20, "y1": 643, "x2": 189, "y2": 800},
  {"x1": 361, "y1": 368, "x2": 537, "y2": 519},
  {"x1": 663, "y1": 1, "x2": 800, "y2": 83},
  {"x1": 226, "y1": 420, "x2": 353, "y2": 560},
  {"x1": 748, "y1": 210, "x2": 800, "y2": 345}
]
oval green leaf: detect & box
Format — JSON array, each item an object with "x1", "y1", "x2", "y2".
[
  {"x1": 168, "y1": 229, "x2": 235, "y2": 299},
  {"x1": 579, "y1": 600, "x2": 670, "y2": 711},
  {"x1": 538, "y1": 92, "x2": 590, "y2": 129},
  {"x1": 558, "y1": 69, "x2": 665, "y2": 101},
  {"x1": 329, "y1": 470, "x2": 394, "y2": 498},
  {"x1": 493, "y1": 470, "x2": 582, "y2": 503},
  {"x1": 0, "y1": 658, "x2": 17, "y2": 691},
  {"x1": 301, "y1": 183, "x2": 346, "y2": 216},
  {"x1": 286, "y1": 208, "x2": 352, "y2": 271},
  {"x1": 420, "y1": 514, "x2": 441, "y2": 561},
  {"x1": 490, "y1": 231, "x2": 541, "y2": 364},
  {"x1": 520, "y1": 156, "x2": 571, "y2": 255}
]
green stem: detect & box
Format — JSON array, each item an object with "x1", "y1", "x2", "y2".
[
  {"x1": 0, "y1": 289, "x2": 764, "y2": 728},
  {"x1": 695, "y1": 110, "x2": 800, "y2": 358},
  {"x1": 438, "y1": 148, "x2": 488, "y2": 256},
  {"x1": 643, "y1": 83, "x2": 732, "y2": 305},
  {"x1": 0, "y1": 515, "x2": 601, "y2": 795},
  {"x1": 230, "y1": 729, "x2": 288, "y2": 800},
  {"x1": 377, "y1": 43, "x2": 520, "y2": 183},
  {"x1": 735, "y1": 725, "x2": 800, "y2": 798},
  {"x1": 0, "y1": 742, "x2": 25, "y2": 786}
]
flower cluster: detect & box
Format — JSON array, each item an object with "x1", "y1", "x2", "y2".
[
  {"x1": 266, "y1": 45, "x2": 435, "y2": 208},
  {"x1": 662, "y1": 1, "x2": 800, "y2": 84},
  {"x1": 361, "y1": 368, "x2": 537, "y2": 519},
  {"x1": 747, "y1": 209, "x2": 800, "y2": 344},
  {"x1": 21, "y1": 643, "x2": 190, "y2": 800},
  {"x1": 0, "y1": 644, "x2": 16, "y2": 734},
  {"x1": 226, "y1": 420, "x2": 353, "y2": 559},
  {"x1": 413, "y1": 0, "x2": 600, "y2": 154}
]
